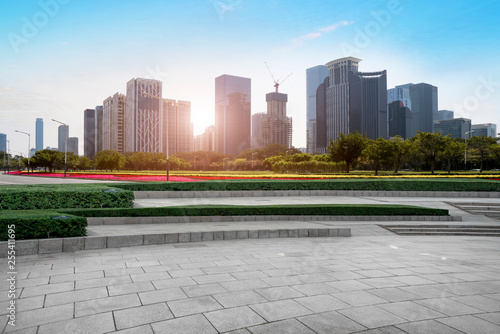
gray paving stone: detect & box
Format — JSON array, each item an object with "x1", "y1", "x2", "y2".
[
  {"x1": 214, "y1": 231, "x2": 224, "y2": 240},
  {"x1": 62, "y1": 237, "x2": 85, "y2": 252},
  {"x1": 379, "y1": 301, "x2": 446, "y2": 321},
  {"x1": 108, "y1": 281, "x2": 155, "y2": 296},
  {"x1": 144, "y1": 234, "x2": 165, "y2": 245},
  {"x1": 178, "y1": 233, "x2": 190, "y2": 243},
  {"x1": 0, "y1": 295, "x2": 44, "y2": 316},
  {"x1": 214, "y1": 290, "x2": 267, "y2": 308},
  {"x1": 438, "y1": 315, "x2": 500, "y2": 334},
  {"x1": 333, "y1": 290, "x2": 388, "y2": 307},
  {"x1": 295, "y1": 294, "x2": 351, "y2": 312},
  {"x1": 191, "y1": 232, "x2": 202, "y2": 242},
  {"x1": 75, "y1": 293, "x2": 141, "y2": 317},
  {"x1": 367, "y1": 287, "x2": 421, "y2": 302},
  {"x1": 38, "y1": 312, "x2": 115, "y2": 334},
  {"x1": 165, "y1": 233, "x2": 179, "y2": 243},
  {"x1": 20, "y1": 281, "x2": 74, "y2": 298},
  {"x1": 450, "y1": 295, "x2": 500, "y2": 312},
  {"x1": 45, "y1": 287, "x2": 108, "y2": 307},
  {"x1": 85, "y1": 236, "x2": 107, "y2": 250},
  {"x1": 182, "y1": 283, "x2": 227, "y2": 297},
  {"x1": 326, "y1": 279, "x2": 373, "y2": 292},
  {"x1": 415, "y1": 297, "x2": 484, "y2": 316},
  {"x1": 113, "y1": 325, "x2": 154, "y2": 334},
  {"x1": 291, "y1": 283, "x2": 339, "y2": 296},
  {"x1": 202, "y1": 232, "x2": 214, "y2": 241},
  {"x1": 152, "y1": 277, "x2": 197, "y2": 289},
  {"x1": 224, "y1": 231, "x2": 237, "y2": 240},
  {"x1": 248, "y1": 318, "x2": 315, "y2": 334},
  {"x1": 151, "y1": 314, "x2": 217, "y2": 334},
  {"x1": 49, "y1": 270, "x2": 104, "y2": 284},
  {"x1": 237, "y1": 230, "x2": 249, "y2": 239},
  {"x1": 338, "y1": 305, "x2": 406, "y2": 328},
  {"x1": 250, "y1": 299, "x2": 312, "y2": 322},
  {"x1": 6, "y1": 303, "x2": 73, "y2": 331},
  {"x1": 258, "y1": 230, "x2": 269, "y2": 238},
  {"x1": 114, "y1": 303, "x2": 173, "y2": 330},
  {"x1": 168, "y1": 268, "x2": 205, "y2": 278},
  {"x1": 138, "y1": 287, "x2": 187, "y2": 305},
  {"x1": 76, "y1": 275, "x2": 132, "y2": 290},
  {"x1": 16, "y1": 240, "x2": 39, "y2": 256},
  {"x1": 193, "y1": 273, "x2": 236, "y2": 284},
  {"x1": 298, "y1": 311, "x2": 367, "y2": 334},
  {"x1": 476, "y1": 312, "x2": 500, "y2": 326},
  {"x1": 167, "y1": 296, "x2": 223, "y2": 317},
  {"x1": 221, "y1": 278, "x2": 270, "y2": 292},
  {"x1": 269, "y1": 230, "x2": 280, "y2": 238},
  {"x1": 396, "y1": 319, "x2": 464, "y2": 334},
  {"x1": 205, "y1": 306, "x2": 266, "y2": 332},
  {"x1": 107, "y1": 235, "x2": 143, "y2": 248}
]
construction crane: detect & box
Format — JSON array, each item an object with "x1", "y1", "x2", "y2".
[{"x1": 265, "y1": 62, "x2": 292, "y2": 93}]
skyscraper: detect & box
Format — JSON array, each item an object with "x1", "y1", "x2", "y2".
[
  {"x1": 35, "y1": 118, "x2": 43, "y2": 151},
  {"x1": 84, "y1": 109, "x2": 96, "y2": 158},
  {"x1": 409, "y1": 83, "x2": 438, "y2": 136},
  {"x1": 67, "y1": 137, "x2": 79, "y2": 155},
  {"x1": 251, "y1": 113, "x2": 266, "y2": 148},
  {"x1": 0, "y1": 133, "x2": 6, "y2": 155},
  {"x1": 103, "y1": 93, "x2": 126, "y2": 152},
  {"x1": 325, "y1": 57, "x2": 387, "y2": 142},
  {"x1": 472, "y1": 123, "x2": 497, "y2": 137},
  {"x1": 58, "y1": 125, "x2": 69, "y2": 153},
  {"x1": 258, "y1": 92, "x2": 292, "y2": 148},
  {"x1": 315, "y1": 76, "x2": 329, "y2": 152},
  {"x1": 387, "y1": 84, "x2": 412, "y2": 110},
  {"x1": 125, "y1": 78, "x2": 162, "y2": 153},
  {"x1": 436, "y1": 110, "x2": 454, "y2": 121},
  {"x1": 434, "y1": 118, "x2": 471, "y2": 139},
  {"x1": 306, "y1": 65, "x2": 329, "y2": 153},
  {"x1": 388, "y1": 101, "x2": 412, "y2": 139},
  {"x1": 215, "y1": 74, "x2": 251, "y2": 155},
  {"x1": 161, "y1": 99, "x2": 193, "y2": 156},
  {"x1": 95, "y1": 105, "x2": 103, "y2": 154}
]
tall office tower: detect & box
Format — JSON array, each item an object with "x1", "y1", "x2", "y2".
[
  {"x1": 193, "y1": 135, "x2": 202, "y2": 151},
  {"x1": 95, "y1": 105, "x2": 103, "y2": 154},
  {"x1": 306, "y1": 65, "x2": 329, "y2": 153},
  {"x1": 387, "y1": 84, "x2": 412, "y2": 110},
  {"x1": 58, "y1": 125, "x2": 69, "y2": 152},
  {"x1": 472, "y1": 123, "x2": 497, "y2": 137},
  {"x1": 259, "y1": 92, "x2": 293, "y2": 148},
  {"x1": 215, "y1": 74, "x2": 251, "y2": 155},
  {"x1": 103, "y1": 93, "x2": 126, "y2": 152},
  {"x1": 0, "y1": 133, "x2": 6, "y2": 155},
  {"x1": 388, "y1": 101, "x2": 413, "y2": 139},
  {"x1": 325, "y1": 57, "x2": 387, "y2": 142},
  {"x1": 67, "y1": 137, "x2": 79, "y2": 155},
  {"x1": 409, "y1": 83, "x2": 438, "y2": 136},
  {"x1": 251, "y1": 113, "x2": 266, "y2": 148},
  {"x1": 125, "y1": 78, "x2": 162, "y2": 153},
  {"x1": 35, "y1": 118, "x2": 43, "y2": 151},
  {"x1": 161, "y1": 99, "x2": 193, "y2": 155},
  {"x1": 84, "y1": 109, "x2": 96, "y2": 159},
  {"x1": 434, "y1": 118, "x2": 471, "y2": 139},
  {"x1": 201, "y1": 125, "x2": 216, "y2": 151},
  {"x1": 315, "y1": 76, "x2": 329, "y2": 152},
  {"x1": 436, "y1": 110, "x2": 454, "y2": 121}
]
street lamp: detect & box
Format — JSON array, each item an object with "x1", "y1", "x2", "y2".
[
  {"x1": 465, "y1": 130, "x2": 474, "y2": 171},
  {"x1": 52, "y1": 119, "x2": 68, "y2": 177},
  {"x1": 142, "y1": 92, "x2": 169, "y2": 181},
  {"x1": 251, "y1": 152, "x2": 257, "y2": 169},
  {"x1": 6, "y1": 140, "x2": 10, "y2": 174},
  {"x1": 15, "y1": 130, "x2": 31, "y2": 175}
]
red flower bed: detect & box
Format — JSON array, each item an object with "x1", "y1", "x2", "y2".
[{"x1": 8, "y1": 172, "x2": 198, "y2": 182}]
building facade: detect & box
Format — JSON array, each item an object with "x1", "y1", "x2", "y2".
[
  {"x1": 306, "y1": 65, "x2": 329, "y2": 153},
  {"x1": 0, "y1": 133, "x2": 6, "y2": 155},
  {"x1": 83, "y1": 109, "x2": 95, "y2": 159},
  {"x1": 67, "y1": 137, "x2": 79, "y2": 155},
  {"x1": 472, "y1": 123, "x2": 497, "y2": 137},
  {"x1": 215, "y1": 74, "x2": 251, "y2": 155},
  {"x1": 387, "y1": 84, "x2": 412, "y2": 110},
  {"x1": 161, "y1": 99, "x2": 193, "y2": 156},
  {"x1": 434, "y1": 118, "x2": 471, "y2": 139},
  {"x1": 251, "y1": 113, "x2": 266, "y2": 149},
  {"x1": 436, "y1": 109, "x2": 454, "y2": 121},
  {"x1": 388, "y1": 101, "x2": 413, "y2": 139},
  {"x1": 258, "y1": 92, "x2": 292, "y2": 148},
  {"x1": 95, "y1": 105, "x2": 103, "y2": 154},
  {"x1": 35, "y1": 118, "x2": 43, "y2": 151},
  {"x1": 103, "y1": 93, "x2": 126, "y2": 152},
  {"x1": 409, "y1": 83, "x2": 438, "y2": 136},
  {"x1": 58, "y1": 125, "x2": 69, "y2": 153},
  {"x1": 125, "y1": 78, "x2": 162, "y2": 153}
]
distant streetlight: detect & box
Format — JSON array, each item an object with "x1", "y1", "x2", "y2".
[
  {"x1": 465, "y1": 130, "x2": 475, "y2": 170},
  {"x1": 142, "y1": 92, "x2": 169, "y2": 181},
  {"x1": 251, "y1": 152, "x2": 257, "y2": 169},
  {"x1": 15, "y1": 130, "x2": 31, "y2": 175},
  {"x1": 52, "y1": 119, "x2": 68, "y2": 177},
  {"x1": 6, "y1": 140, "x2": 10, "y2": 174}
]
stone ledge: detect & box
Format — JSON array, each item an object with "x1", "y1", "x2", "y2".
[{"x1": 0, "y1": 227, "x2": 351, "y2": 257}]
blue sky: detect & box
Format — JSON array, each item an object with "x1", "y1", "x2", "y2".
[{"x1": 1, "y1": 0, "x2": 499, "y2": 155}]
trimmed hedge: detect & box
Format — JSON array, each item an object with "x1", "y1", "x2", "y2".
[
  {"x1": 111, "y1": 179, "x2": 500, "y2": 192},
  {"x1": 0, "y1": 216, "x2": 87, "y2": 241},
  {"x1": 0, "y1": 185, "x2": 134, "y2": 210},
  {"x1": 63, "y1": 204, "x2": 449, "y2": 218}
]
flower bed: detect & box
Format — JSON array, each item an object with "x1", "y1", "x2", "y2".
[{"x1": 8, "y1": 172, "x2": 198, "y2": 182}]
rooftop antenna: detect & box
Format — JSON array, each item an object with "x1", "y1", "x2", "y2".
[{"x1": 265, "y1": 62, "x2": 292, "y2": 93}]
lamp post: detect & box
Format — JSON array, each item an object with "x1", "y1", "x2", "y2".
[
  {"x1": 251, "y1": 152, "x2": 257, "y2": 169},
  {"x1": 142, "y1": 92, "x2": 168, "y2": 181},
  {"x1": 465, "y1": 130, "x2": 474, "y2": 171},
  {"x1": 6, "y1": 140, "x2": 10, "y2": 174},
  {"x1": 52, "y1": 119, "x2": 68, "y2": 177},
  {"x1": 15, "y1": 130, "x2": 31, "y2": 175}
]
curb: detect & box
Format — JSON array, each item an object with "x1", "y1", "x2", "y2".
[{"x1": 0, "y1": 228, "x2": 351, "y2": 257}]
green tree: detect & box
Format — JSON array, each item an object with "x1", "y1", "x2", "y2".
[
  {"x1": 94, "y1": 150, "x2": 124, "y2": 171},
  {"x1": 328, "y1": 132, "x2": 368, "y2": 173},
  {"x1": 468, "y1": 135, "x2": 497, "y2": 172},
  {"x1": 31, "y1": 149, "x2": 62, "y2": 172},
  {"x1": 76, "y1": 156, "x2": 93, "y2": 171},
  {"x1": 440, "y1": 137, "x2": 464, "y2": 173},
  {"x1": 415, "y1": 131, "x2": 446, "y2": 174},
  {"x1": 362, "y1": 138, "x2": 393, "y2": 176}
]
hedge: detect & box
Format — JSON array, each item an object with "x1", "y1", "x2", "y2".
[
  {"x1": 63, "y1": 204, "x2": 449, "y2": 218},
  {"x1": 0, "y1": 215, "x2": 87, "y2": 241},
  {"x1": 111, "y1": 179, "x2": 500, "y2": 192},
  {"x1": 0, "y1": 185, "x2": 134, "y2": 210}
]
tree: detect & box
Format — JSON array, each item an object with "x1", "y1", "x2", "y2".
[
  {"x1": 76, "y1": 156, "x2": 93, "y2": 171},
  {"x1": 362, "y1": 138, "x2": 393, "y2": 176},
  {"x1": 468, "y1": 135, "x2": 497, "y2": 172},
  {"x1": 328, "y1": 132, "x2": 368, "y2": 173},
  {"x1": 414, "y1": 131, "x2": 446, "y2": 174},
  {"x1": 440, "y1": 137, "x2": 464, "y2": 173},
  {"x1": 386, "y1": 136, "x2": 411, "y2": 174},
  {"x1": 31, "y1": 149, "x2": 62, "y2": 172},
  {"x1": 94, "y1": 150, "x2": 124, "y2": 171}
]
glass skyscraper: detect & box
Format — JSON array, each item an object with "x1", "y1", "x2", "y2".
[
  {"x1": 35, "y1": 118, "x2": 43, "y2": 151},
  {"x1": 84, "y1": 109, "x2": 96, "y2": 158},
  {"x1": 306, "y1": 65, "x2": 329, "y2": 153}
]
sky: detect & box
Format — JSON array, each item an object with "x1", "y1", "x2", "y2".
[{"x1": 1, "y1": 0, "x2": 499, "y2": 156}]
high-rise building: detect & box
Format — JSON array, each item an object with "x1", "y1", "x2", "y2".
[
  {"x1": 388, "y1": 101, "x2": 413, "y2": 139},
  {"x1": 35, "y1": 118, "x2": 43, "y2": 151},
  {"x1": 95, "y1": 105, "x2": 103, "y2": 154},
  {"x1": 258, "y1": 92, "x2": 292, "y2": 148},
  {"x1": 215, "y1": 74, "x2": 251, "y2": 155},
  {"x1": 0, "y1": 133, "x2": 6, "y2": 155},
  {"x1": 315, "y1": 76, "x2": 329, "y2": 152},
  {"x1": 251, "y1": 113, "x2": 266, "y2": 148},
  {"x1": 434, "y1": 118, "x2": 471, "y2": 139},
  {"x1": 201, "y1": 125, "x2": 216, "y2": 152},
  {"x1": 409, "y1": 83, "x2": 438, "y2": 136},
  {"x1": 84, "y1": 109, "x2": 96, "y2": 159},
  {"x1": 472, "y1": 123, "x2": 497, "y2": 137},
  {"x1": 306, "y1": 65, "x2": 329, "y2": 153},
  {"x1": 58, "y1": 125, "x2": 69, "y2": 153},
  {"x1": 161, "y1": 99, "x2": 193, "y2": 156},
  {"x1": 436, "y1": 110, "x2": 454, "y2": 121},
  {"x1": 125, "y1": 78, "x2": 162, "y2": 153},
  {"x1": 67, "y1": 137, "x2": 79, "y2": 155},
  {"x1": 325, "y1": 57, "x2": 387, "y2": 143},
  {"x1": 387, "y1": 84, "x2": 412, "y2": 110},
  {"x1": 103, "y1": 93, "x2": 126, "y2": 152}
]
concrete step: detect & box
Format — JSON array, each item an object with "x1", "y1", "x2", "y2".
[{"x1": 382, "y1": 224, "x2": 500, "y2": 236}]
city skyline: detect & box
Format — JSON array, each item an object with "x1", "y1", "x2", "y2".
[{"x1": 1, "y1": 0, "x2": 499, "y2": 155}]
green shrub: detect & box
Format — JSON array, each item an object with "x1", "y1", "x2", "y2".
[
  {"x1": 64, "y1": 204, "x2": 449, "y2": 218},
  {"x1": 0, "y1": 216, "x2": 87, "y2": 241}
]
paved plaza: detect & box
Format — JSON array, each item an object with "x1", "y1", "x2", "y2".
[{"x1": 1, "y1": 173, "x2": 500, "y2": 333}]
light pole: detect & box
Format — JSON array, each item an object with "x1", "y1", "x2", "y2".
[
  {"x1": 142, "y1": 92, "x2": 169, "y2": 181},
  {"x1": 52, "y1": 119, "x2": 68, "y2": 177},
  {"x1": 15, "y1": 130, "x2": 31, "y2": 175},
  {"x1": 251, "y1": 152, "x2": 257, "y2": 169},
  {"x1": 6, "y1": 140, "x2": 10, "y2": 174},
  {"x1": 465, "y1": 130, "x2": 474, "y2": 171}
]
